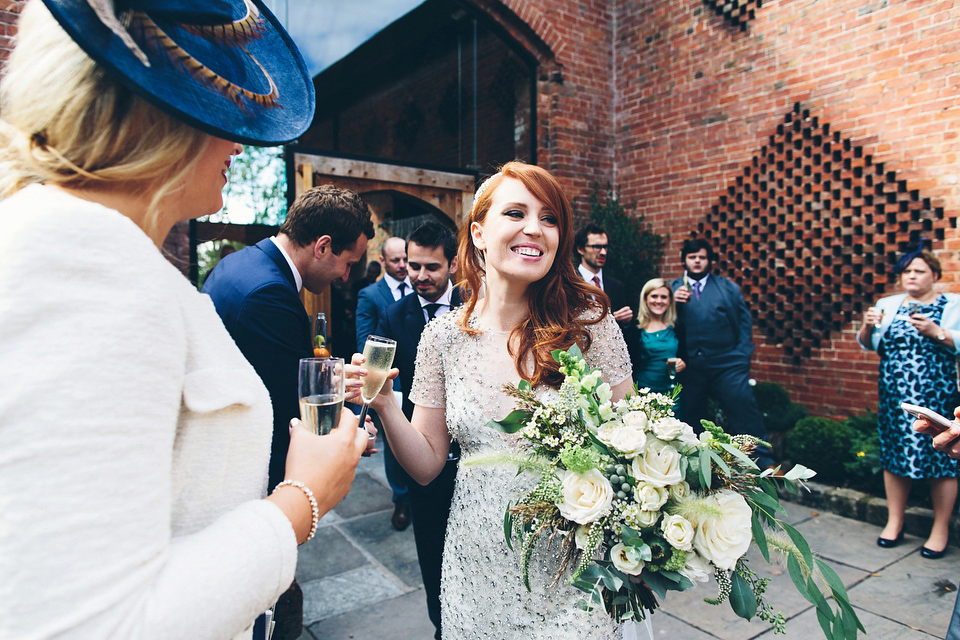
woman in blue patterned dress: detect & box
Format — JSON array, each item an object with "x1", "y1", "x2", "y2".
[
  {"x1": 633, "y1": 278, "x2": 685, "y2": 396},
  {"x1": 858, "y1": 249, "x2": 960, "y2": 558}
]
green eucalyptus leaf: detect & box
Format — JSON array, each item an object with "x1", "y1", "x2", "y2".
[
  {"x1": 717, "y1": 441, "x2": 756, "y2": 469},
  {"x1": 751, "y1": 511, "x2": 770, "y2": 562},
  {"x1": 707, "y1": 448, "x2": 731, "y2": 476},
  {"x1": 787, "y1": 554, "x2": 814, "y2": 603},
  {"x1": 504, "y1": 506, "x2": 514, "y2": 551},
  {"x1": 815, "y1": 558, "x2": 850, "y2": 607},
  {"x1": 487, "y1": 410, "x2": 530, "y2": 434},
  {"x1": 730, "y1": 571, "x2": 758, "y2": 619},
  {"x1": 698, "y1": 447, "x2": 712, "y2": 489},
  {"x1": 782, "y1": 521, "x2": 814, "y2": 569},
  {"x1": 518, "y1": 379, "x2": 532, "y2": 392}
]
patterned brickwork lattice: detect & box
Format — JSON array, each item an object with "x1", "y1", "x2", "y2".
[
  {"x1": 702, "y1": 0, "x2": 762, "y2": 31},
  {"x1": 700, "y1": 103, "x2": 953, "y2": 364}
]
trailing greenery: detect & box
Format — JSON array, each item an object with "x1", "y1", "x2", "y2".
[{"x1": 583, "y1": 182, "x2": 664, "y2": 307}]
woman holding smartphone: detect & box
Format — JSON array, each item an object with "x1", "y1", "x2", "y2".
[{"x1": 858, "y1": 246, "x2": 960, "y2": 558}]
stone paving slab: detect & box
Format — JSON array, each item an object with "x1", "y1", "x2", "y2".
[
  {"x1": 786, "y1": 604, "x2": 941, "y2": 639},
  {"x1": 296, "y1": 526, "x2": 368, "y2": 583},
  {"x1": 334, "y1": 472, "x2": 394, "y2": 519},
  {"x1": 301, "y1": 565, "x2": 407, "y2": 625},
  {"x1": 848, "y1": 549, "x2": 960, "y2": 636},
  {"x1": 339, "y1": 510, "x2": 422, "y2": 588},
  {"x1": 790, "y1": 511, "x2": 924, "y2": 572},
  {"x1": 303, "y1": 588, "x2": 436, "y2": 640}
]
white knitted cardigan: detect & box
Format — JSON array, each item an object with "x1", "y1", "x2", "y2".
[{"x1": 0, "y1": 185, "x2": 297, "y2": 639}]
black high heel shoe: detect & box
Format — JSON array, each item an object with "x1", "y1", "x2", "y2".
[
  {"x1": 876, "y1": 530, "x2": 904, "y2": 548},
  {"x1": 921, "y1": 546, "x2": 947, "y2": 559}
]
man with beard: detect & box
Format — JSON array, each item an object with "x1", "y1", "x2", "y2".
[{"x1": 574, "y1": 223, "x2": 634, "y2": 326}]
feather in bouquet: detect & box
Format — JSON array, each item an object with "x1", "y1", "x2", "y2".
[{"x1": 471, "y1": 345, "x2": 864, "y2": 639}]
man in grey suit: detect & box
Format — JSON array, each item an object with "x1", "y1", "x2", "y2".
[
  {"x1": 356, "y1": 236, "x2": 413, "y2": 530},
  {"x1": 671, "y1": 238, "x2": 774, "y2": 468}
]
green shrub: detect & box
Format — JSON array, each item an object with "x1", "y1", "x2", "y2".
[
  {"x1": 785, "y1": 416, "x2": 855, "y2": 482},
  {"x1": 753, "y1": 382, "x2": 808, "y2": 433},
  {"x1": 842, "y1": 410, "x2": 883, "y2": 493}
]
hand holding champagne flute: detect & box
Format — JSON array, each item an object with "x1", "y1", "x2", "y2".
[
  {"x1": 298, "y1": 357, "x2": 345, "y2": 435},
  {"x1": 357, "y1": 335, "x2": 397, "y2": 429}
]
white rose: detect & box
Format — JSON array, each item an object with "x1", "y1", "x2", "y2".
[
  {"x1": 652, "y1": 417, "x2": 687, "y2": 441},
  {"x1": 660, "y1": 514, "x2": 695, "y2": 551},
  {"x1": 690, "y1": 490, "x2": 753, "y2": 570},
  {"x1": 596, "y1": 421, "x2": 620, "y2": 445},
  {"x1": 610, "y1": 543, "x2": 645, "y2": 576},
  {"x1": 631, "y1": 440, "x2": 684, "y2": 487},
  {"x1": 604, "y1": 425, "x2": 647, "y2": 457},
  {"x1": 635, "y1": 509, "x2": 661, "y2": 528},
  {"x1": 675, "y1": 424, "x2": 700, "y2": 449},
  {"x1": 555, "y1": 469, "x2": 614, "y2": 525},
  {"x1": 622, "y1": 410, "x2": 649, "y2": 430},
  {"x1": 635, "y1": 482, "x2": 669, "y2": 511},
  {"x1": 575, "y1": 524, "x2": 592, "y2": 550},
  {"x1": 680, "y1": 551, "x2": 712, "y2": 584},
  {"x1": 669, "y1": 481, "x2": 691, "y2": 503}
]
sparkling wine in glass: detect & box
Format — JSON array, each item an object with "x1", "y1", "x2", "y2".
[
  {"x1": 357, "y1": 335, "x2": 397, "y2": 426},
  {"x1": 666, "y1": 359, "x2": 677, "y2": 381},
  {"x1": 298, "y1": 357, "x2": 344, "y2": 435}
]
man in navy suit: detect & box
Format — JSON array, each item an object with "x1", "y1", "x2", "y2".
[
  {"x1": 377, "y1": 220, "x2": 461, "y2": 640},
  {"x1": 670, "y1": 238, "x2": 773, "y2": 468},
  {"x1": 356, "y1": 236, "x2": 413, "y2": 530},
  {"x1": 202, "y1": 186, "x2": 374, "y2": 639}
]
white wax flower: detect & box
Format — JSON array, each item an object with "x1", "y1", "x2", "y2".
[
  {"x1": 690, "y1": 490, "x2": 753, "y2": 570},
  {"x1": 660, "y1": 514, "x2": 695, "y2": 551},
  {"x1": 610, "y1": 543, "x2": 645, "y2": 576},
  {"x1": 555, "y1": 469, "x2": 614, "y2": 525},
  {"x1": 631, "y1": 440, "x2": 683, "y2": 487}
]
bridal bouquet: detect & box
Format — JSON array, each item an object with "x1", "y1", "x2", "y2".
[{"x1": 479, "y1": 346, "x2": 863, "y2": 639}]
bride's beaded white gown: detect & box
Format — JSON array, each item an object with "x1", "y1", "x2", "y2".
[{"x1": 409, "y1": 309, "x2": 633, "y2": 639}]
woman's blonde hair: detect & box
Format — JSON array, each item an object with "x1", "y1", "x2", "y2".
[
  {"x1": 0, "y1": 0, "x2": 210, "y2": 236},
  {"x1": 637, "y1": 278, "x2": 676, "y2": 329}
]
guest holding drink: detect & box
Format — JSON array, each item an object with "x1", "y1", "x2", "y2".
[
  {"x1": 633, "y1": 278, "x2": 685, "y2": 397},
  {"x1": 0, "y1": 2, "x2": 369, "y2": 638},
  {"x1": 858, "y1": 245, "x2": 960, "y2": 558}
]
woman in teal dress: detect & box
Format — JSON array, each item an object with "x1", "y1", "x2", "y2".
[{"x1": 634, "y1": 278, "x2": 685, "y2": 397}]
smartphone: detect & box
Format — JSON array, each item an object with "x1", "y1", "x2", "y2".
[{"x1": 901, "y1": 402, "x2": 955, "y2": 431}]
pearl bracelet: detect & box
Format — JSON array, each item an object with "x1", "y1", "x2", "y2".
[{"x1": 275, "y1": 480, "x2": 319, "y2": 543}]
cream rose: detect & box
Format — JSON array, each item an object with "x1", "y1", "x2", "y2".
[
  {"x1": 680, "y1": 550, "x2": 712, "y2": 584},
  {"x1": 668, "y1": 480, "x2": 691, "y2": 503},
  {"x1": 635, "y1": 509, "x2": 661, "y2": 528},
  {"x1": 690, "y1": 490, "x2": 753, "y2": 570},
  {"x1": 555, "y1": 469, "x2": 614, "y2": 525},
  {"x1": 660, "y1": 514, "x2": 695, "y2": 551},
  {"x1": 602, "y1": 425, "x2": 647, "y2": 458},
  {"x1": 651, "y1": 417, "x2": 687, "y2": 441},
  {"x1": 575, "y1": 524, "x2": 592, "y2": 550},
  {"x1": 622, "y1": 410, "x2": 649, "y2": 430},
  {"x1": 631, "y1": 440, "x2": 683, "y2": 487},
  {"x1": 610, "y1": 543, "x2": 645, "y2": 576},
  {"x1": 635, "y1": 482, "x2": 669, "y2": 511}
]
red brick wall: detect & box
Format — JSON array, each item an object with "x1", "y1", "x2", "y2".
[
  {"x1": 602, "y1": 0, "x2": 960, "y2": 419},
  {"x1": 0, "y1": 2, "x2": 23, "y2": 68}
]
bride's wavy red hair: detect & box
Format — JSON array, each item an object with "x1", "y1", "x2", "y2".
[{"x1": 456, "y1": 161, "x2": 608, "y2": 388}]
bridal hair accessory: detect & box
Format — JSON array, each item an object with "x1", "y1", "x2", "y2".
[
  {"x1": 275, "y1": 479, "x2": 319, "y2": 543},
  {"x1": 469, "y1": 345, "x2": 864, "y2": 638},
  {"x1": 40, "y1": 0, "x2": 315, "y2": 145},
  {"x1": 472, "y1": 171, "x2": 503, "y2": 209}
]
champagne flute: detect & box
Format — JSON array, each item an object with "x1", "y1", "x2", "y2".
[
  {"x1": 298, "y1": 357, "x2": 345, "y2": 435},
  {"x1": 357, "y1": 335, "x2": 397, "y2": 427},
  {"x1": 666, "y1": 358, "x2": 677, "y2": 382}
]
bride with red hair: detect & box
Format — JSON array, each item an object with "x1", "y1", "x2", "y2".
[{"x1": 360, "y1": 161, "x2": 633, "y2": 637}]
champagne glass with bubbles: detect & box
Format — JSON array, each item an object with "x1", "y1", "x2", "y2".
[
  {"x1": 298, "y1": 357, "x2": 345, "y2": 435},
  {"x1": 357, "y1": 335, "x2": 397, "y2": 427}
]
